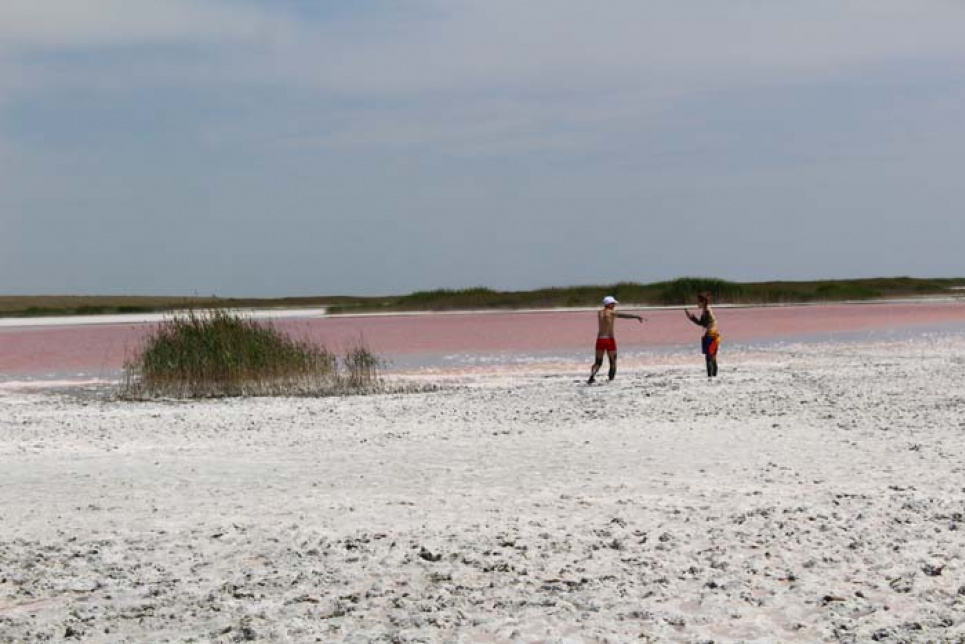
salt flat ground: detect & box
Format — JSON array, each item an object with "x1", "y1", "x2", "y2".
[{"x1": 1, "y1": 335, "x2": 964, "y2": 643}]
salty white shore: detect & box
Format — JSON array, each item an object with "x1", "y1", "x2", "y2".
[
  {"x1": 1, "y1": 335, "x2": 964, "y2": 642},
  {"x1": 0, "y1": 308, "x2": 329, "y2": 329}
]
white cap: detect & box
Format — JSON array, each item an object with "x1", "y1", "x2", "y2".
[{"x1": 602, "y1": 296, "x2": 618, "y2": 306}]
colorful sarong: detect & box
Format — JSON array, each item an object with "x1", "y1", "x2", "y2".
[{"x1": 701, "y1": 330, "x2": 721, "y2": 356}]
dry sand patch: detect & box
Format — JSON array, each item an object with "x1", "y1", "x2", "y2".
[{"x1": 1, "y1": 336, "x2": 964, "y2": 642}]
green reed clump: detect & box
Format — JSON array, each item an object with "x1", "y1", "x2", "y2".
[
  {"x1": 121, "y1": 309, "x2": 382, "y2": 399},
  {"x1": 343, "y1": 342, "x2": 384, "y2": 391}
]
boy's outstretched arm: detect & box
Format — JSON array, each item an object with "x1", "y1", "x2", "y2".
[{"x1": 617, "y1": 313, "x2": 645, "y2": 323}]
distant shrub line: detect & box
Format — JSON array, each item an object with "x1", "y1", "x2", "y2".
[
  {"x1": 3, "y1": 276, "x2": 963, "y2": 318},
  {"x1": 14, "y1": 305, "x2": 158, "y2": 317},
  {"x1": 326, "y1": 276, "x2": 965, "y2": 313}
]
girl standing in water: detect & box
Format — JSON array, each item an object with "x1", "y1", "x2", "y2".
[{"x1": 685, "y1": 292, "x2": 720, "y2": 378}]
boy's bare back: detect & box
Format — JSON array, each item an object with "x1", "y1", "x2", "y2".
[{"x1": 597, "y1": 308, "x2": 616, "y2": 338}]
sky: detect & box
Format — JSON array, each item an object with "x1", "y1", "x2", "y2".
[{"x1": 2, "y1": 0, "x2": 964, "y2": 297}]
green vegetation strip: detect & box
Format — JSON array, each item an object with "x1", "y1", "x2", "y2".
[{"x1": 3, "y1": 277, "x2": 964, "y2": 318}]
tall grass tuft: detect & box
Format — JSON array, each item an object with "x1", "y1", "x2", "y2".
[
  {"x1": 343, "y1": 341, "x2": 383, "y2": 390},
  {"x1": 121, "y1": 308, "x2": 382, "y2": 399}
]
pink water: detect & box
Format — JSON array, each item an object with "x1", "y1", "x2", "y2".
[{"x1": 1, "y1": 302, "x2": 964, "y2": 378}]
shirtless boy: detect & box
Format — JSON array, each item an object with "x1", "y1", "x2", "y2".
[{"x1": 588, "y1": 296, "x2": 644, "y2": 384}]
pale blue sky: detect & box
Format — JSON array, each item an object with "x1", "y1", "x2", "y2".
[{"x1": 2, "y1": 1, "x2": 964, "y2": 296}]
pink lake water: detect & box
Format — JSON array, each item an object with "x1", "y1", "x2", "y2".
[{"x1": 1, "y1": 301, "x2": 964, "y2": 380}]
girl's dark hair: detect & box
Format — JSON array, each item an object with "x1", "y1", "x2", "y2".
[{"x1": 697, "y1": 291, "x2": 711, "y2": 304}]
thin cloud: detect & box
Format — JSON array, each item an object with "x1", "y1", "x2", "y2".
[
  {"x1": 5, "y1": 1, "x2": 965, "y2": 98},
  {"x1": 264, "y1": 0, "x2": 965, "y2": 95},
  {"x1": 0, "y1": 0, "x2": 291, "y2": 50},
  {"x1": 276, "y1": 89, "x2": 678, "y2": 158}
]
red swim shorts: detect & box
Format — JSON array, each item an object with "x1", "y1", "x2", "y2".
[{"x1": 595, "y1": 337, "x2": 617, "y2": 352}]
